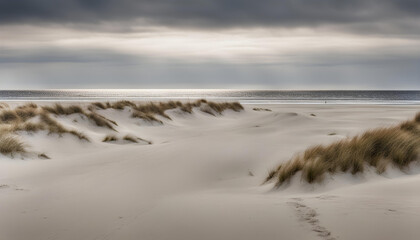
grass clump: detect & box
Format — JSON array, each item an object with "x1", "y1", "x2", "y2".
[
  {"x1": 42, "y1": 104, "x2": 84, "y2": 115},
  {"x1": 0, "y1": 103, "x2": 9, "y2": 109},
  {"x1": 16, "y1": 103, "x2": 37, "y2": 109},
  {"x1": 253, "y1": 108, "x2": 272, "y2": 112},
  {"x1": 92, "y1": 102, "x2": 107, "y2": 109},
  {"x1": 0, "y1": 110, "x2": 20, "y2": 123},
  {"x1": 206, "y1": 101, "x2": 244, "y2": 114},
  {"x1": 86, "y1": 112, "x2": 116, "y2": 131},
  {"x1": 12, "y1": 122, "x2": 45, "y2": 132},
  {"x1": 40, "y1": 113, "x2": 89, "y2": 141},
  {"x1": 0, "y1": 134, "x2": 26, "y2": 155},
  {"x1": 131, "y1": 111, "x2": 163, "y2": 123},
  {"x1": 266, "y1": 113, "x2": 420, "y2": 187},
  {"x1": 15, "y1": 108, "x2": 37, "y2": 121},
  {"x1": 102, "y1": 135, "x2": 118, "y2": 142},
  {"x1": 123, "y1": 135, "x2": 138, "y2": 143},
  {"x1": 38, "y1": 153, "x2": 50, "y2": 159},
  {"x1": 111, "y1": 100, "x2": 136, "y2": 110}
]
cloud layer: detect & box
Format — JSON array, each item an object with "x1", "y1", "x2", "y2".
[
  {"x1": 1, "y1": 0, "x2": 419, "y2": 31},
  {"x1": 0, "y1": 0, "x2": 419, "y2": 89}
]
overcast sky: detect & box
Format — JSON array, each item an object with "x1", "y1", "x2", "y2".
[{"x1": 1, "y1": 0, "x2": 419, "y2": 89}]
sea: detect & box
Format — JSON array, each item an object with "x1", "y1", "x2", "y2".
[{"x1": 1, "y1": 90, "x2": 420, "y2": 104}]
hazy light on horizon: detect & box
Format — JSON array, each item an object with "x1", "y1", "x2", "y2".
[{"x1": 0, "y1": 0, "x2": 419, "y2": 89}]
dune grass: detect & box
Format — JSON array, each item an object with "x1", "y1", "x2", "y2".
[
  {"x1": 89, "y1": 99, "x2": 244, "y2": 123},
  {"x1": 41, "y1": 104, "x2": 117, "y2": 130},
  {"x1": 0, "y1": 102, "x2": 9, "y2": 109},
  {"x1": 102, "y1": 134, "x2": 118, "y2": 142},
  {"x1": 0, "y1": 100, "x2": 242, "y2": 157},
  {"x1": 102, "y1": 134, "x2": 151, "y2": 144},
  {"x1": 42, "y1": 104, "x2": 84, "y2": 115},
  {"x1": 123, "y1": 135, "x2": 138, "y2": 143},
  {"x1": 39, "y1": 113, "x2": 89, "y2": 141},
  {"x1": 0, "y1": 110, "x2": 20, "y2": 123},
  {"x1": 86, "y1": 112, "x2": 116, "y2": 130},
  {"x1": 0, "y1": 134, "x2": 26, "y2": 155},
  {"x1": 265, "y1": 113, "x2": 420, "y2": 187}
]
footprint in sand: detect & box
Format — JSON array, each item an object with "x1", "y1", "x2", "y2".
[{"x1": 287, "y1": 198, "x2": 337, "y2": 240}]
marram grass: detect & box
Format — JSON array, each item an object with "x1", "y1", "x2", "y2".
[{"x1": 265, "y1": 113, "x2": 420, "y2": 187}]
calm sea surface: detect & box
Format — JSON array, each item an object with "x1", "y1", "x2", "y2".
[{"x1": 1, "y1": 90, "x2": 420, "y2": 104}]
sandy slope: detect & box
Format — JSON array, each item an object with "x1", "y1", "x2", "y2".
[{"x1": 1, "y1": 103, "x2": 420, "y2": 240}]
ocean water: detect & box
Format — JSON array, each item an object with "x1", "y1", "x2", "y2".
[{"x1": 1, "y1": 90, "x2": 420, "y2": 104}]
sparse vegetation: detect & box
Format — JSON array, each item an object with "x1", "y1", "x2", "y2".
[
  {"x1": 39, "y1": 113, "x2": 89, "y2": 141},
  {"x1": 253, "y1": 108, "x2": 272, "y2": 112},
  {"x1": 38, "y1": 153, "x2": 50, "y2": 159},
  {"x1": 0, "y1": 110, "x2": 20, "y2": 123},
  {"x1": 0, "y1": 102, "x2": 9, "y2": 109},
  {"x1": 86, "y1": 112, "x2": 116, "y2": 131},
  {"x1": 265, "y1": 113, "x2": 420, "y2": 187},
  {"x1": 0, "y1": 134, "x2": 26, "y2": 155},
  {"x1": 102, "y1": 135, "x2": 118, "y2": 142},
  {"x1": 102, "y1": 134, "x2": 151, "y2": 144},
  {"x1": 123, "y1": 135, "x2": 138, "y2": 143},
  {"x1": 207, "y1": 101, "x2": 244, "y2": 114},
  {"x1": 131, "y1": 111, "x2": 163, "y2": 123},
  {"x1": 0, "y1": 100, "x2": 242, "y2": 158},
  {"x1": 42, "y1": 104, "x2": 84, "y2": 115}
]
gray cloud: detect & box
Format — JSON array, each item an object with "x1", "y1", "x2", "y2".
[
  {"x1": 0, "y1": 0, "x2": 419, "y2": 31},
  {"x1": 1, "y1": 45, "x2": 419, "y2": 90}
]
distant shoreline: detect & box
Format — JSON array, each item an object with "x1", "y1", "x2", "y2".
[{"x1": 1, "y1": 90, "x2": 420, "y2": 104}]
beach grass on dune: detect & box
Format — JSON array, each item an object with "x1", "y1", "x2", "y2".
[
  {"x1": 265, "y1": 112, "x2": 420, "y2": 187},
  {"x1": 0, "y1": 100, "x2": 242, "y2": 158},
  {"x1": 0, "y1": 134, "x2": 26, "y2": 155},
  {"x1": 103, "y1": 134, "x2": 118, "y2": 142},
  {"x1": 123, "y1": 135, "x2": 138, "y2": 143},
  {"x1": 39, "y1": 113, "x2": 90, "y2": 141}
]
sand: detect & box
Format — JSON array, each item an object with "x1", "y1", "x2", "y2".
[{"x1": 1, "y1": 103, "x2": 420, "y2": 240}]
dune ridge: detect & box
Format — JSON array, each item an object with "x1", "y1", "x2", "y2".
[
  {"x1": 0, "y1": 100, "x2": 243, "y2": 157},
  {"x1": 265, "y1": 112, "x2": 420, "y2": 187}
]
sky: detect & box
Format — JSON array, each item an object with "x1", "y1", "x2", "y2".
[{"x1": 0, "y1": 0, "x2": 419, "y2": 89}]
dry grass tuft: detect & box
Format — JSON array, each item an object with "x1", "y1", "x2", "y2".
[
  {"x1": 123, "y1": 135, "x2": 138, "y2": 143},
  {"x1": 0, "y1": 110, "x2": 20, "y2": 123},
  {"x1": 0, "y1": 134, "x2": 26, "y2": 155},
  {"x1": 415, "y1": 112, "x2": 420, "y2": 123},
  {"x1": 112, "y1": 100, "x2": 136, "y2": 110},
  {"x1": 202, "y1": 101, "x2": 244, "y2": 115},
  {"x1": 12, "y1": 122, "x2": 45, "y2": 132},
  {"x1": 92, "y1": 102, "x2": 107, "y2": 109},
  {"x1": 102, "y1": 134, "x2": 118, "y2": 142},
  {"x1": 86, "y1": 113, "x2": 116, "y2": 131},
  {"x1": 42, "y1": 104, "x2": 84, "y2": 115},
  {"x1": 200, "y1": 105, "x2": 216, "y2": 116},
  {"x1": 135, "y1": 102, "x2": 172, "y2": 119},
  {"x1": 210, "y1": 102, "x2": 244, "y2": 113},
  {"x1": 0, "y1": 102, "x2": 9, "y2": 109},
  {"x1": 17, "y1": 103, "x2": 38, "y2": 109},
  {"x1": 41, "y1": 103, "x2": 117, "y2": 130},
  {"x1": 87, "y1": 99, "x2": 243, "y2": 125},
  {"x1": 266, "y1": 114, "x2": 420, "y2": 187},
  {"x1": 131, "y1": 111, "x2": 163, "y2": 123},
  {"x1": 253, "y1": 108, "x2": 272, "y2": 112},
  {"x1": 40, "y1": 113, "x2": 89, "y2": 141},
  {"x1": 15, "y1": 108, "x2": 37, "y2": 121},
  {"x1": 38, "y1": 153, "x2": 50, "y2": 159}
]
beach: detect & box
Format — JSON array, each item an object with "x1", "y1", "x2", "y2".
[{"x1": 1, "y1": 102, "x2": 420, "y2": 240}]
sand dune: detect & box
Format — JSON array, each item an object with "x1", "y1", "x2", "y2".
[{"x1": 1, "y1": 102, "x2": 420, "y2": 240}]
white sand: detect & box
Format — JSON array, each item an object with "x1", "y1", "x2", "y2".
[{"x1": 1, "y1": 103, "x2": 420, "y2": 240}]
